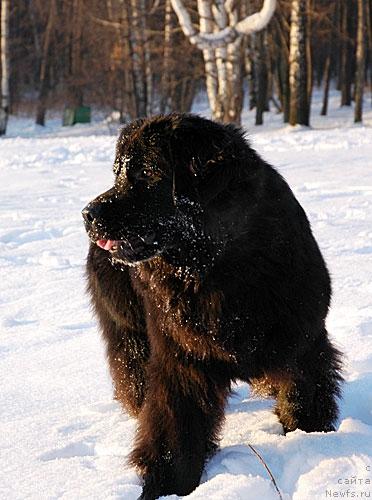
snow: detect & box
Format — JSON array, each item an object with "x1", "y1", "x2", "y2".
[{"x1": 0, "y1": 93, "x2": 371, "y2": 499}]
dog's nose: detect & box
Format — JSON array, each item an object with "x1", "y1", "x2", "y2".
[{"x1": 82, "y1": 204, "x2": 102, "y2": 224}]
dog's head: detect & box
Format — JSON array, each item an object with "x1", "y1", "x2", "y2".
[
  {"x1": 82, "y1": 114, "x2": 248, "y2": 266},
  {"x1": 82, "y1": 118, "x2": 179, "y2": 264}
]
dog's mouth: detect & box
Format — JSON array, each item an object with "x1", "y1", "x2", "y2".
[
  {"x1": 96, "y1": 239, "x2": 120, "y2": 251},
  {"x1": 95, "y1": 232, "x2": 161, "y2": 264}
]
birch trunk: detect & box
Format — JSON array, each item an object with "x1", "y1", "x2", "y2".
[
  {"x1": 0, "y1": 0, "x2": 10, "y2": 136},
  {"x1": 289, "y1": 0, "x2": 310, "y2": 126},
  {"x1": 172, "y1": 0, "x2": 276, "y2": 124},
  {"x1": 213, "y1": 0, "x2": 228, "y2": 121},
  {"x1": 245, "y1": 34, "x2": 256, "y2": 111},
  {"x1": 355, "y1": 0, "x2": 367, "y2": 123},
  {"x1": 225, "y1": 5, "x2": 243, "y2": 124},
  {"x1": 197, "y1": 0, "x2": 219, "y2": 118},
  {"x1": 199, "y1": 0, "x2": 244, "y2": 124}
]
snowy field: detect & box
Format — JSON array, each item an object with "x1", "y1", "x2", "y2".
[{"x1": 1, "y1": 94, "x2": 372, "y2": 499}]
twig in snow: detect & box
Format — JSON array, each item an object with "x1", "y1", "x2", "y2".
[{"x1": 247, "y1": 443, "x2": 283, "y2": 500}]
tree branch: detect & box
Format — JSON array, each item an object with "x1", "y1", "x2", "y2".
[{"x1": 171, "y1": 0, "x2": 276, "y2": 49}]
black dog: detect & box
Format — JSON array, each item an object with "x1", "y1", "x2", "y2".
[{"x1": 82, "y1": 114, "x2": 343, "y2": 500}]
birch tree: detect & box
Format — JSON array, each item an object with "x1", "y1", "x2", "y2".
[
  {"x1": 289, "y1": 0, "x2": 310, "y2": 126},
  {"x1": 0, "y1": 0, "x2": 10, "y2": 136},
  {"x1": 171, "y1": 0, "x2": 276, "y2": 124}
]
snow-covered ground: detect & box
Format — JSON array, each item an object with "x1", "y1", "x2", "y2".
[{"x1": 1, "y1": 94, "x2": 371, "y2": 499}]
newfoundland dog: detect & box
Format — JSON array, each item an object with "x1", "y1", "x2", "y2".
[{"x1": 82, "y1": 113, "x2": 342, "y2": 500}]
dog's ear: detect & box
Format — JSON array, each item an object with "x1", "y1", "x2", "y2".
[
  {"x1": 117, "y1": 118, "x2": 146, "y2": 146},
  {"x1": 144, "y1": 114, "x2": 184, "y2": 145},
  {"x1": 164, "y1": 116, "x2": 239, "y2": 205},
  {"x1": 198, "y1": 156, "x2": 236, "y2": 204}
]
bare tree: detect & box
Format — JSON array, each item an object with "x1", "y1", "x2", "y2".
[
  {"x1": 171, "y1": 0, "x2": 276, "y2": 124},
  {"x1": 5, "y1": 0, "x2": 372, "y2": 127},
  {"x1": 0, "y1": 0, "x2": 10, "y2": 135}
]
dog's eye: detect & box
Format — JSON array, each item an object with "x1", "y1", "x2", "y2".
[{"x1": 140, "y1": 169, "x2": 162, "y2": 183}]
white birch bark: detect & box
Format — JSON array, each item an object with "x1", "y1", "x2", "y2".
[
  {"x1": 197, "y1": 0, "x2": 219, "y2": 117},
  {"x1": 289, "y1": 0, "x2": 300, "y2": 125},
  {"x1": 171, "y1": 0, "x2": 276, "y2": 49},
  {"x1": 0, "y1": 0, "x2": 10, "y2": 135},
  {"x1": 226, "y1": 5, "x2": 242, "y2": 122},
  {"x1": 171, "y1": 0, "x2": 276, "y2": 124},
  {"x1": 213, "y1": 0, "x2": 228, "y2": 120},
  {"x1": 289, "y1": 0, "x2": 309, "y2": 126}
]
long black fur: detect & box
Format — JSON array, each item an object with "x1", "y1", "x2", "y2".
[{"x1": 82, "y1": 114, "x2": 343, "y2": 500}]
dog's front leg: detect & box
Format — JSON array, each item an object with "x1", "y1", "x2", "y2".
[{"x1": 130, "y1": 354, "x2": 231, "y2": 500}]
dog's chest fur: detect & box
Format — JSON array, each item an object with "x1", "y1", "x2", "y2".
[{"x1": 129, "y1": 258, "x2": 235, "y2": 362}]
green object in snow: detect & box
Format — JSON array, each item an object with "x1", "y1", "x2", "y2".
[
  {"x1": 63, "y1": 106, "x2": 91, "y2": 126},
  {"x1": 74, "y1": 106, "x2": 91, "y2": 124}
]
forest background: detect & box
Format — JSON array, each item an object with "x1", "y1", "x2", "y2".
[{"x1": 0, "y1": 0, "x2": 371, "y2": 133}]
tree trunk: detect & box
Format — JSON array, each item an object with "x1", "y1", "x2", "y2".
[
  {"x1": 172, "y1": 76, "x2": 196, "y2": 112},
  {"x1": 306, "y1": 0, "x2": 313, "y2": 113},
  {"x1": 0, "y1": 0, "x2": 10, "y2": 136},
  {"x1": 160, "y1": 0, "x2": 173, "y2": 113},
  {"x1": 321, "y1": 3, "x2": 337, "y2": 116},
  {"x1": 120, "y1": 0, "x2": 137, "y2": 120},
  {"x1": 36, "y1": 0, "x2": 56, "y2": 126},
  {"x1": 320, "y1": 52, "x2": 331, "y2": 116},
  {"x1": 198, "y1": 0, "x2": 244, "y2": 123},
  {"x1": 289, "y1": 0, "x2": 310, "y2": 126},
  {"x1": 71, "y1": 0, "x2": 83, "y2": 107},
  {"x1": 198, "y1": 0, "x2": 219, "y2": 120},
  {"x1": 255, "y1": 31, "x2": 268, "y2": 125},
  {"x1": 225, "y1": 5, "x2": 243, "y2": 124},
  {"x1": 273, "y1": 13, "x2": 290, "y2": 122},
  {"x1": 280, "y1": 56, "x2": 290, "y2": 122},
  {"x1": 245, "y1": 34, "x2": 256, "y2": 111},
  {"x1": 340, "y1": 0, "x2": 353, "y2": 106},
  {"x1": 129, "y1": 0, "x2": 148, "y2": 117},
  {"x1": 172, "y1": 0, "x2": 276, "y2": 124},
  {"x1": 355, "y1": 0, "x2": 367, "y2": 122}
]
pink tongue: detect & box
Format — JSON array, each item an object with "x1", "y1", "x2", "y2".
[{"x1": 96, "y1": 239, "x2": 117, "y2": 251}]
